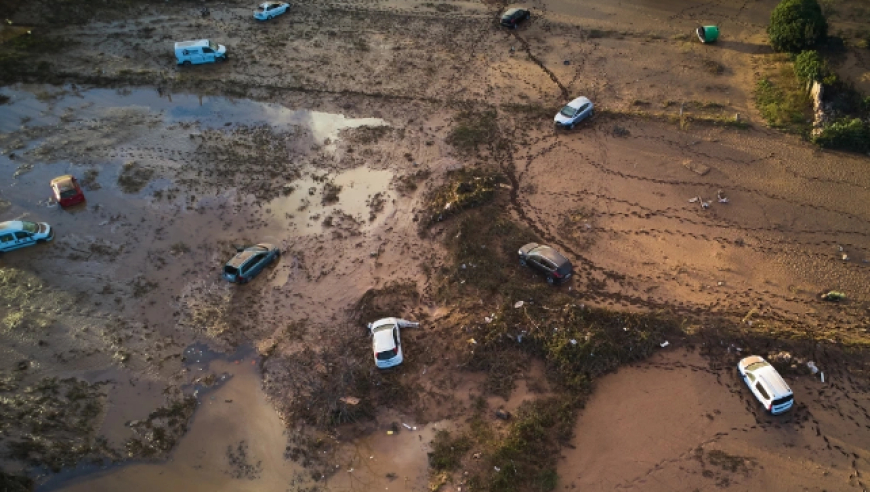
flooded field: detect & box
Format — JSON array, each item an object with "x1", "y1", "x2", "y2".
[{"x1": 1, "y1": 0, "x2": 869, "y2": 490}]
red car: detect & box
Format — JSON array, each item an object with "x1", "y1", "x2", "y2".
[{"x1": 51, "y1": 175, "x2": 86, "y2": 208}]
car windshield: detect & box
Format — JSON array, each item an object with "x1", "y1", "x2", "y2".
[
  {"x1": 60, "y1": 189, "x2": 78, "y2": 199},
  {"x1": 21, "y1": 221, "x2": 39, "y2": 233},
  {"x1": 560, "y1": 105, "x2": 579, "y2": 117},
  {"x1": 209, "y1": 41, "x2": 219, "y2": 50},
  {"x1": 745, "y1": 360, "x2": 770, "y2": 372},
  {"x1": 223, "y1": 265, "x2": 239, "y2": 276},
  {"x1": 257, "y1": 6, "x2": 265, "y2": 11}
]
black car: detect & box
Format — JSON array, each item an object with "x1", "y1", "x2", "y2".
[
  {"x1": 223, "y1": 243, "x2": 280, "y2": 284},
  {"x1": 518, "y1": 243, "x2": 573, "y2": 285},
  {"x1": 500, "y1": 8, "x2": 530, "y2": 29}
]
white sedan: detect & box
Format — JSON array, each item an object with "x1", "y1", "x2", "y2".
[
  {"x1": 253, "y1": 2, "x2": 290, "y2": 20},
  {"x1": 369, "y1": 318, "x2": 419, "y2": 369},
  {"x1": 554, "y1": 96, "x2": 594, "y2": 129}
]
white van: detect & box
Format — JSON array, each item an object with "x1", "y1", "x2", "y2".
[
  {"x1": 0, "y1": 220, "x2": 54, "y2": 253},
  {"x1": 175, "y1": 39, "x2": 227, "y2": 66}
]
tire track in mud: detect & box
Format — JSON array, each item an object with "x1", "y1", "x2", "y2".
[{"x1": 509, "y1": 30, "x2": 569, "y2": 100}]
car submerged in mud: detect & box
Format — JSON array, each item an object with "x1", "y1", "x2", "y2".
[
  {"x1": 222, "y1": 243, "x2": 280, "y2": 284},
  {"x1": 369, "y1": 318, "x2": 420, "y2": 369}
]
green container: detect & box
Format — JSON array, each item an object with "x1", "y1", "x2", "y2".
[{"x1": 696, "y1": 25, "x2": 720, "y2": 43}]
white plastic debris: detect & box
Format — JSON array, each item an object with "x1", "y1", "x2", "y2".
[
  {"x1": 660, "y1": 341, "x2": 670, "y2": 348},
  {"x1": 688, "y1": 197, "x2": 699, "y2": 203},
  {"x1": 494, "y1": 466, "x2": 501, "y2": 472},
  {"x1": 514, "y1": 300, "x2": 524, "y2": 309},
  {"x1": 842, "y1": 254, "x2": 849, "y2": 261},
  {"x1": 484, "y1": 316, "x2": 492, "y2": 324},
  {"x1": 821, "y1": 372, "x2": 825, "y2": 383},
  {"x1": 807, "y1": 361, "x2": 819, "y2": 375},
  {"x1": 403, "y1": 423, "x2": 412, "y2": 430},
  {"x1": 570, "y1": 339, "x2": 578, "y2": 345}
]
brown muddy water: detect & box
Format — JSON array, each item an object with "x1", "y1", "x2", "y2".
[{"x1": 1, "y1": 85, "x2": 436, "y2": 490}]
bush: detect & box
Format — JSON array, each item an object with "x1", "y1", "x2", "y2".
[
  {"x1": 768, "y1": 0, "x2": 828, "y2": 53},
  {"x1": 813, "y1": 118, "x2": 870, "y2": 152},
  {"x1": 793, "y1": 50, "x2": 827, "y2": 83}
]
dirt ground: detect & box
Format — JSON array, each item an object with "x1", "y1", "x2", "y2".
[{"x1": 1, "y1": 0, "x2": 869, "y2": 490}]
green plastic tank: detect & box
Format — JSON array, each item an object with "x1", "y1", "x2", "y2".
[{"x1": 696, "y1": 25, "x2": 720, "y2": 43}]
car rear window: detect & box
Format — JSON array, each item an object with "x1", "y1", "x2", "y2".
[
  {"x1": 376, "y1": 349, "x2": 397, "y2": 360},
  {"x1": 772, "y1": 395, "x2": 793, "y2": 406},
  {"x1": 224, "y1": 265, "x2": 239, "y2": 276},
  {"x1": 60, "y1": 189, "x2": 79, "y2": 199}
]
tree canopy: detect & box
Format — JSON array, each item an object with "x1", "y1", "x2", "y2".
[{"x1": 768, "y1": 0, "x2": 828, "y2": 53}]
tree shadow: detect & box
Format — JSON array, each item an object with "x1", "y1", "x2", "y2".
[{"x1": 714, "y1": 40, "x2": 774, "y2": 55}]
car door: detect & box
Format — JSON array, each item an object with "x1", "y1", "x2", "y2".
[
  {"x1": 14, "y1": 231, "x2": 34, "y2": 249},
  {"x1": 190, "y1": 48, "x2": 205, "y2": 64},
  {"x1": 527, "y1": 254, "x2": 545, "y2": 274},
  {"x1": 0, "y1": 233, "x2": 15, "y2": 252},
  {"x1": 201, "y1": 47, "x2": 216, "y2": 63},
  {"x1": 393, "y1": 325, "x2": 401, "y2": 356},
  {"x1": 753, "y1": 381, "x2": 771, "y2": 408},
  {"x1": 278, "y1": 3, "x2": 288, "y2": 14},
  {"x1": 576, "y1": 103, "x2": 590, "y2": 122}
]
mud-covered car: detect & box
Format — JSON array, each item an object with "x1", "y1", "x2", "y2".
[
  {"x1": 518, "y1": 242, "x2": 573, "y2": 285},
  {"x1": 50, "y1": 175, "x2": 85, "y2": 208},
  {"x1": 253, "y1": 2, "x2": 290, "y2": 20},
  {"x1": 0, "y1": 220, "x2": 54, "y2": 253},
  {"x1": 222, "y1": 243, "x2": 280, "y2": 283},
  {"x1": 369, "y1": 318, "x2": 419, "y2": 369},
  {"x1": 500, "y1": 7, "x2": 530, "y2": 28}
]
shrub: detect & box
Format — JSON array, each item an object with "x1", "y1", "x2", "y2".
[
  {"x1": 793, "y1": 50, "x2": 827, "y2": 83},
  {"x1": 813, "y1": 118, "x2": 870, "y2": 153},
  {"x1": 768, "y1": 0, "x2": 828, "y2": 53}
]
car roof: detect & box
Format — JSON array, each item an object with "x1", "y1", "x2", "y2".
[
  {"x1": 175, "y1": 40, "x2": 209, "y2": 48},
  {"x1": 51, "y1": 175, "x2": 76, "y2": 191},
  {"x1": 757, "y1": 370, "x2": 793, "y2": 398},
  {"x1": 0, "y1": 221, "x2": 24, "y2": 232},
  {"x1": 373, "y1": 326, "x2": 396, "y2": 351},
  {"x1": 503, "y1": 8, "x2": 522, "y2": 16},
  {"x1": 530, "y1": 245, "x2": 569, "y2": 266},
  {"x1": 50, "y1": 175, "x2": 74, "y2": 185},
  {"x1": 226, "y1": 245, "x2": 272, "y2": 268},
  {"x1": 566, "y1": 96, "x2": 592, "y2": 109}
]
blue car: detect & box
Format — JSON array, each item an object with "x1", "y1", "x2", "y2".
[{"x1": 223, "y1": 243, "x2": 280, "y2": 284}]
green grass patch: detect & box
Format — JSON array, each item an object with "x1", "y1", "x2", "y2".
[
  {"x1": 428, "y1": 430, "x2": 473, "y2": 471},
  {"x1": 446, "y1": 108, "x2": 500, "y2": 153},
  {"x1": 421, "y1": 167, "x2": 503, "y2": 232},
  {"x1": 753, "y1": 56, "x2": 812, "y2": 134}
]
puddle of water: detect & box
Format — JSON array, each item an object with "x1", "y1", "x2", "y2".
[
  {"x1": 0, "y1": 85, "x2": 388, "y2": 145},
  {"x1": 325, "y1": 413, "x2": 452, "y2": 492},
  {"x1": 266, "y1": 166, "x2": 395, "y2": 234},
  {"x1": 43, "y1": 354, "x2": 310, "y2": 492}
]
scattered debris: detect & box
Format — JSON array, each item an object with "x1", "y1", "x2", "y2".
[
  {"x1": 514, "y1": 300, "x2": 524, "y2": 309},
  {"x1": 717, "y1": 189, "x2": 729, "y2": 203},
  {"x1": 807, "y1": 361, "x2": 819, "y2": 375},
  {"x1": 495, "y1": 409, "x2": 511, "y2": 420},
  {"x1": 682, "y1": 160, "x2": 710, "y2": 176},
  {"x1": 660, "y1": 341, "x2": 670, "y2": 348},
  {"x1": 821, "y1": 291, "x2": 846, "y2": 302},
  {"x1": 339, "y1": 396, "x2": 360, "y2": 405}
]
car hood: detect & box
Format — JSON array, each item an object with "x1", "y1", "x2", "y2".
[
  {"x1": 217, "y1": 45, "x2": 227, "y2": 54},
  {"x1": 554, "y1": 113, "x2": 574, "y2": 124}
]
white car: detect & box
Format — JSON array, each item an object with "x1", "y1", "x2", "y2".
[
  {"x1": 554, "y1": 96, "x2": 594, "y2": 129},
  {"x1": 738, "y1": 356, "x2": 794, "y2": 414},
  {"x1": 369, "y1": 318, "x2": 419, "y2": 369},
  {"x1": 0, "y1": 220, "x2": 54, "y2": 253},
  {"x1": 253, "y1": 2, "x2": 290, "y2": 20}
]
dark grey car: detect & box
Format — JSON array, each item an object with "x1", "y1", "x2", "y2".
[
  {"x1": 500, "y1": 8, "x2": 530, "y2": 28},
  {"x1": 518, "y1": 243, "x2": 573, "y2": 285},
  {"x1": 223, "y1": 243, "x2": 280, "y2": 284}
]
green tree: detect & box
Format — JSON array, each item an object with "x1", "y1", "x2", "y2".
[
  {"x1": 768, "y1": 0, "x2": 828, "y2": 53},
  {"x1": 793, "y1": 50, "x2": 827, "y2": 83}
]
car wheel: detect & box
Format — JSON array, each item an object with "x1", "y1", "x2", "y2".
[
  {"x1": 569, "y1": 122, "x2": 576, "y2": 130},
  {"x1": 268, "y1": 14, "x2": 273, "y2": 19},
  {"x1": 183, "y1": 61, "x2": 191, "y2": 66},
  {"x1": 36, "y1": 239, "x2": 47, "y2": 244},
  {"x1": 546, "y1": 275, "x2": 555, "y2": 285},
  {"x1": 519, "y1": 258, "x2": 527, "y2": 267}
]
